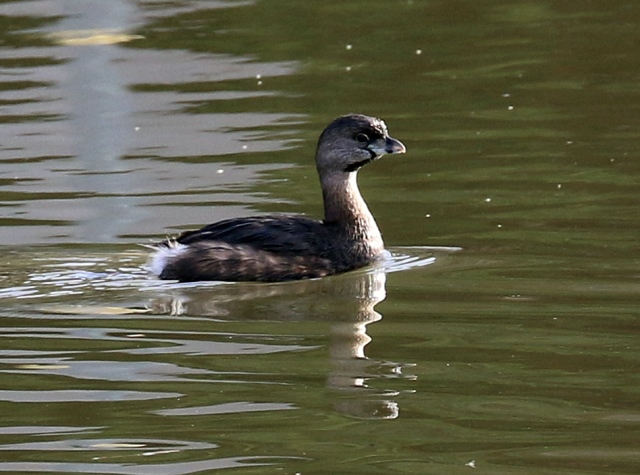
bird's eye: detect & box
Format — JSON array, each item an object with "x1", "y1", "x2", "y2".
[{"x1": 355, "y1": 133, "x2": 369, "y2": 144}]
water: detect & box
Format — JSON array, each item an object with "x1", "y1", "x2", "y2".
[{"x1": 1, "y1": 1, "x2": 640, "y2": 474}]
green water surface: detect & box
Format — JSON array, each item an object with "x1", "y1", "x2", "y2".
[{"x1": 1, "y1": 1, "x2": 639, "y2": 474}]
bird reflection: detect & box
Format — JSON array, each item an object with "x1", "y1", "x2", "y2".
[{"x1": 148, "y1": 263, "x2": 409, "y2": 419}]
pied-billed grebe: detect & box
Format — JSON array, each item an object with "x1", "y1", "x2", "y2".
[{"x1": 148, "y1": 114, "x2": 406, "y2": 282}]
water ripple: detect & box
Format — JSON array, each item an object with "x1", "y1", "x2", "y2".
[
  {"x1": 0, "y1": 246, "x2": 460, "y2": 303},
  {"x1": 0, "y1": 390, "x2": 182, "y2": 403}
]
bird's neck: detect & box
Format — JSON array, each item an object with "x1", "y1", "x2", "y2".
[{"x1": 321, "y1": 172, "x2": 383, "y2": 245}]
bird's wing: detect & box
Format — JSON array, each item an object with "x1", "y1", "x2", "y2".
[{"x1": 171, "y1": 215, "x2": 331, "y2": 255}]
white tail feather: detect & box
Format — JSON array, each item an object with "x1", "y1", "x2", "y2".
[{"x1": 146, "y1": 242, "x2": 187, "y2": 276}]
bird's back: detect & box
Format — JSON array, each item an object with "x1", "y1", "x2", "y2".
[{"x1": 152, "y1": 215, "x2": 358, "y2": 282}]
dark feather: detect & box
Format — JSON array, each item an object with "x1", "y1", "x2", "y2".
[{"x1": 169, "y1": 215, "x2": 336, "y2": 256}]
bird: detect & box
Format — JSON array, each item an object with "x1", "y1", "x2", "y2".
[{"x1": 148, "y1": 113, "x2": 406, "y2": 282}]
